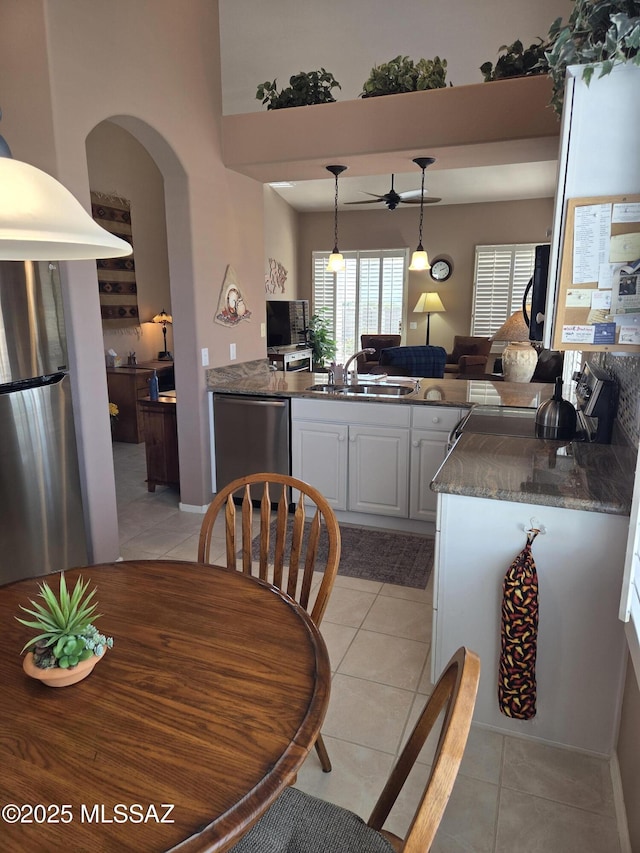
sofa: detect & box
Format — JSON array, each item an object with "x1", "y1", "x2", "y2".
[
  {"x1": 444, "y1": 335, "x2": 492, "y2": 376},
  {"x1": 373, "y1": 345, "x2": 447, "y2": 378},
  {"x1": 356, "y1": 334, "x2": 402, "y2": 374}
]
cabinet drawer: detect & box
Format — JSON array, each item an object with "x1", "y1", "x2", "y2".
[
  {"x1": 411, "y1": 406, "x2": 465, "y2": 433},
  {"x1": 292, "y1": 398, "x2": 410, "y2": 427}
]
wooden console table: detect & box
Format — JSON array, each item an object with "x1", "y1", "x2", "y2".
[
  {"x1": 107, "y1": 360, "x2": 174, "y2": 443},
  {"x1": 268, "y1": 347, "x2": 312, "y2": 372},
  {"x1": 139, "y1": 395, "x2": 179, "y2": 491}
]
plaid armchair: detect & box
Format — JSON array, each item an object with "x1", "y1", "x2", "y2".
[{"x1": 377, "y1": 345, "x2": 446, "y2": 377}]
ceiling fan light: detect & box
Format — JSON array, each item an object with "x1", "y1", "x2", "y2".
[
  {"x1": 409, "y1": 248, "x2": 430, "y2": 272},
  {"x1": 326, "y1": 251, "x2": 345, "y2": 273}
]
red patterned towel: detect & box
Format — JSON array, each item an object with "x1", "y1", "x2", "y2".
[{"x1": 498, "y1": 531, "x2": 539, "y2": 720}]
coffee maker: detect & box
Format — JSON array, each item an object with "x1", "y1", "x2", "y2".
[{"x1": 574, "y1": 362, "x2": 618, "y2": 443}]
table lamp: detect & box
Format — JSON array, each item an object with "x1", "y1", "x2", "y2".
[
  {"x1": 152, "y1": 309, "x2": 173, "y2": 360},
  {"x1": 491, "y1": 310, "x2": 538, "y2": 382},
  {"x1": 413, "y1": 292, "x2": 445, "y2": 345}
]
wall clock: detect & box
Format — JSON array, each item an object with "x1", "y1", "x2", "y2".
[{"x1": 430, "y1": 257, "x2": 453, "y2": 282}]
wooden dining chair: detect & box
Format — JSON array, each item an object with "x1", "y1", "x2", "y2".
[
  {"x1": 198, "y1": 471, "x2": 342, "y2": 773},
  {"x1": 228, "y1": 646, "x2": 480, "y2": 853}
]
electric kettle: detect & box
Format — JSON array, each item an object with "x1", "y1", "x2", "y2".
[{"x1": 535, "y1": 377, "x2": 577, "y2": 440}]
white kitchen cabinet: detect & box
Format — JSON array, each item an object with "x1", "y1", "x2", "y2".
[
  {"x1": 348, "y1": 425, "x2": 409, "y2": 517},
  {"x1": 433, "y1": 492, "x2": 628, "y2": 756},
  {"x1": 291, "y1": 398, "x2": 411, "y2": 519},
  {"x1": 291, "y1": 418, "x2": 348, "y2": 509},
  {"x1": 409, "y1": 407, "x2": 463, "y2": 522}
]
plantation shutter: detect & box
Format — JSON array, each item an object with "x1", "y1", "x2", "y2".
[
  {"x1": 312, "y1": 249, "x2": 407, "y2": 363},
  {"x1": 471, "y1": 244, "x2": 540, "y2": 338}
]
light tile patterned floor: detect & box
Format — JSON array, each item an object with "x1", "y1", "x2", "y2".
[{"x1": 113, "y1": 441, "x2": 623, "y2": 853}]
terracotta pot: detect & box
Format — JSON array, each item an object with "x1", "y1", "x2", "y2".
[{"x1": 23, "y1": 650, "x2": 105, "y2": 688}]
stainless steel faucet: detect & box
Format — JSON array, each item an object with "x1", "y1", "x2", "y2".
[{"x1": 344, "y1": 348, "x2": 375, "y2": 383}]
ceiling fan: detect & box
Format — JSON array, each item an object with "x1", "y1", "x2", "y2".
[{"x1": 345, "y1": 166, "x2": 441, "y2": 210}]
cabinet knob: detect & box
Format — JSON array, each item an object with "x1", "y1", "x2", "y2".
[
  {"x1": 412, "y1": 440, "x2": 419, "y2": 447},
  {"x1": 339, "y1": 434, "x2": 346, "y2": 441},
  {"x1": 432, "y1": 416, "x2": 440, "y2": 424}
]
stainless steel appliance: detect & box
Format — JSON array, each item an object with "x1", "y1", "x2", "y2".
[
  {"x1": 0, "y1": 261, "x2": 87, "y2": 584},
  {"x1": 213, "y1": 394, "x2": 290, "y2": 495},
  {"x1": 574, "y1": 362, "x2": 617, "y2": 444}
]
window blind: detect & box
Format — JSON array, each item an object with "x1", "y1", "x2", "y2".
[
  {"x1": 471, "y1": 244, "x2": 540, "y2": 337},
  {"x1": 312, "y1": 249, "x2": 407, "y2": 363}
]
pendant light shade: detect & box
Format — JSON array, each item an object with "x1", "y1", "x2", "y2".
[
  {"x1": 326, "y1": 165, "x2": 347, "y2": 273},
  {"x1": 0, "y1": 122, "x2": 132, "y2": 261},
  {"x1": 408, "y1": 156, "x2": 435, "y2": 272}
]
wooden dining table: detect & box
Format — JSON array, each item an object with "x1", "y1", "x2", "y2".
[{"x1": 0, "y1": 560, "x2": 330, "y2": 852}]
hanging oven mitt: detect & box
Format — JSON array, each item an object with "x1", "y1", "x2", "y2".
[{"x1": 498, "y1": 530, "x2": 539, "y2": 720}]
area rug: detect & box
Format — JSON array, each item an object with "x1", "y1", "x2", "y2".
[{"x1": 250, "y1": 521, "x2": 433, "y2": 589}]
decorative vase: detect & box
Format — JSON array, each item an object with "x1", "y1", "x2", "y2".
[
  {"x1": 502, "y1": 341, "x2": 538, "y2": 383},
  {"x1": 23, "y1": 650, "x2": 105, "y2": 688}
]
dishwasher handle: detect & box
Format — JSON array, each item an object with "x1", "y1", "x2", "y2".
[{"x1": 214, "y1": 395, "x2": 288, "y2": 408}]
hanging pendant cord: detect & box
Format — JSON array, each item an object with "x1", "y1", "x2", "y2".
[
  {"x1": 333, "y1": 173, "x2": 339, "y2": 252},
  {"x1": 416, "y1": 167, "x2": 425, "y2": 251}
]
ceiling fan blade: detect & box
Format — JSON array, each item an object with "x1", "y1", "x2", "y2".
[
  {"x1": 344, "y1": 199, "x2": 386, "y2": 205},
  {"x1": 402, "y1": 196, "x2": 442, "y2": 204},
  {"x1": 399, "y1": 189, "x2": 423, "y2": 199}
]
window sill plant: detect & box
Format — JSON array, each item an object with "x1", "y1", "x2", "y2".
[
  {"x1": 17, "y1": 573, "x2": 113, "y2": 688},
  {"x1": 256, "y1": 69, "x2": 341, "y2": 109},
  {"x1": 360, "y1": 55, "x2": 451, "y2": 97}
]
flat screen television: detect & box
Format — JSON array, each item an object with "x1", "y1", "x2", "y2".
[{"x1": 266, "y1": 300, "x2": 309, "y2": 348}]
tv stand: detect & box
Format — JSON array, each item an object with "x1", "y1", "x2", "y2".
[{"x1": 268, "y1": 346, "x2": 312, "y2": 372}]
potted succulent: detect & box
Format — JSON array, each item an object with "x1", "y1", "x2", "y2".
[
  {"x1": 256, "y1": 69, "x2": 341, "y2": 109},
  {"x1": 480, "y1": 39, "x2": 549, "y2": 81},
  {"x1": 306, "y1": 310, "x2": 337, "y2": 370},
  {"x1": 545, "y1": 0, "x2": 640, "y2": 115},
  {"x1": 17, "y1": 573, "x2": 113, "y2": 687},
  {"x1": 360, "y1": 55, "x2": 450, "y2": 97}
]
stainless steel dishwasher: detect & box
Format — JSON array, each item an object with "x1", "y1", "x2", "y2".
[{"x1": 213, "y1": 394, "x2": 290, "y2": 493}]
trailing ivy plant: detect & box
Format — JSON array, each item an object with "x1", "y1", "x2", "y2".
[
  {"x1": 360, "y1": 55, "x2": 450, "y2": 97},
  {"x1": 480, "y1": 39, "x2": 549, "y2": 81},
  {"x1": 256, "y1": 69, "x2": 341, "y2": 110},
  {"x1": 545, "y1": 0, "x2": 640, "y2": 115}
]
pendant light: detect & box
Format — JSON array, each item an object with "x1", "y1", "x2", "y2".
[
  {"x1": 326, "y1": 165, "x2": 347, "y2": 273},
  {"x1": 0, "y1": 113, "x2": 132, "y2": 260},
  {"x1": 408, "y1": 156, "x2": 436, "y2": 272}
]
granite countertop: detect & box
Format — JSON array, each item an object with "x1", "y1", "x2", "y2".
[
  {"x1": 205, "y1": 359, "x2": 553, "y2": 409},
  {"x1": 432, "y1": 432, "x2": 635, "y2": 516}
]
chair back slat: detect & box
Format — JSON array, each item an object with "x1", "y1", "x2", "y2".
[
  {"x1": 240, "y1": 486, "x2": 254, "y2": 575},
  {"x1": 224, "y1": 496, "x2": 237, "y2": 571},
  {"x1": 273, "y1": 491, "x2": 289, "y2": 589},
  {"x1": 299, "y1": 511, "x2": 321, "y2": 610},
  {"x1": 286, "y1": 500, "x2": 306, "y2": 600},
  {"x1": 258, "y1": 485, "x2": 273, "y2": 581}
]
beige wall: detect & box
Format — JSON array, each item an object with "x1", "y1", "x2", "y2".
[
  {"x1": 298, "y1": 198, "x2": 554, "y2": 349},
  {"x1": 264, "y1": 185, "x2": 299, "y2": 302},
  {"x1": 86, "y1": 121, "x2": 173, "y2": 363}
]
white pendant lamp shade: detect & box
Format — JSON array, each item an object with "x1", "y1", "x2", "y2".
[
  {"x1": 0, "y1": 157, "x2": 133, "y2": 260},
  {"x1": 326, "y1": 164, "x2": 347, "y2": 273},
  {"x1": 326, "y1": 252, "x2": 345, "y2": 273},
  {"x1": 409, "y1": 249, "x2": 430, "y2": 271},
  {"x1": 408, "y1": 156, "x2": 435, "y2": 272}
]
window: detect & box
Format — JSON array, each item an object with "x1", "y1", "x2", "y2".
[
  {"x1": 312, "y1": 249, "x2": 407, "y2": 363},
  {"x1": 471, "y1": 244, "x2": 542, "y2": 338}
]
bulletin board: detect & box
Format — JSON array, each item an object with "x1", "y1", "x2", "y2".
[{"x1": 552, "y1": 194, "x2": 640, "y2": 352}]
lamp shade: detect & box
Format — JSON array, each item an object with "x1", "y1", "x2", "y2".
[
  {"x1": 326, "y1": 252, "x2": 345, "y2": 273},
  {"x1": 152, "y1": 309, "x2": 173, "y2": 325},
  {"x1": 408, "y1": 249, "x2": 431, "y2": 271},
  {"x1": 0, "y1": 158, "x2": 133, "y2": 260},
  {"x1": 491, "y1": 310, "x2": 530, "y2": 342},
  {"x1": 414, "y1": 292, "x2": 445, "y2": 314}
]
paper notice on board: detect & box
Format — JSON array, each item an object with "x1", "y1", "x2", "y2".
[
  {"x1": 562, "y1": 325, "x2": 595, "y2": 344},
  {"x1": 612, "y1": 203, "x2": 640, "y2": 224},
  {"x1": 619, "y1": 325, "x2": 640, "y2": 344},
  {"x1": 591, "y1": 289, "x2": 611, "y2": 311},
  {"x1": 565, "y1": 288, "x2": 593, "y2": 307},
  {"x1": 573, "y1": 203, "x2": 611, "y2": 284},
  {"x1": 598, "y1": 263, "x2": 616, "y2": 289},
  {"x1": 611, "y1": 259, "x2": 640, "y2": 314}
]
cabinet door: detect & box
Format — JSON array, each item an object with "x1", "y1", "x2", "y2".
[
  {"x1": 348, "y1": 426, "x2": 409, "y2": 517},
  {"x1": 291, "y1": 420, "x2": 348, "y2": 510},
  {"x1": 409, "y1": 429, "x2": 447, "y2": 522}
]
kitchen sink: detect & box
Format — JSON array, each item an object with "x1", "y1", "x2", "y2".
[{"x1": 306, "y1": 383, "x2": 415, "y2": 397}]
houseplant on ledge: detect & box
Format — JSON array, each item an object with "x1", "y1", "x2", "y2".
[
  {"x1": 480, "y1": 39, "x2": 549, "y2": 81},
  {"x1": 360, "y1": 55, "x2": 450, "y2": 96},
  {"x1": 17, "y1": 573, "x2": 113, "y2": 687},
  {"x1": 545, "y1": 0, "x2": 640, "y2": 115},
  {"x1": 256, "y1": 69, "x2": 341, "y2": 109}
]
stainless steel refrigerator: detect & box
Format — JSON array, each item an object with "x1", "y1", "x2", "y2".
[{"x1": 0, "y1": 261, "x2": 87, "y2": 584}]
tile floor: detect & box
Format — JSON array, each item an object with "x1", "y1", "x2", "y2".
[{"x1": 113, "y1": 441, "x2": 623, "y2": 852}]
